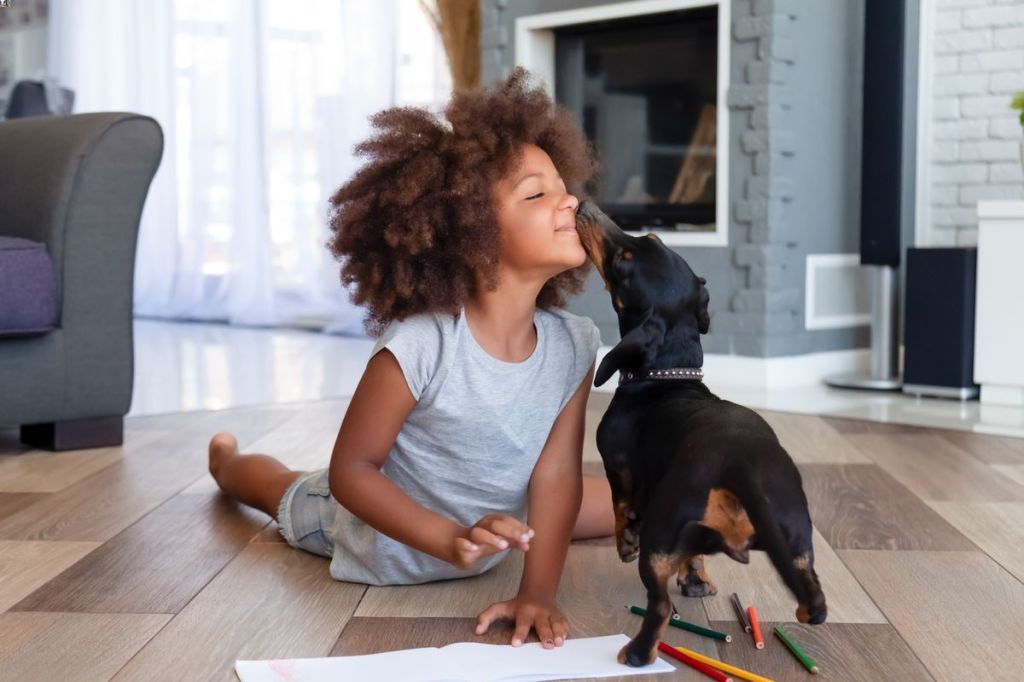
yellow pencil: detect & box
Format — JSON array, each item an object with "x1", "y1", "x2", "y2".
[{"x1": 673, "y1": 645, "x2": 775, "y2": 682}]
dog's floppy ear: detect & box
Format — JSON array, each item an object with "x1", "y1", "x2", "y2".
[
  {"x1": 696, "y1": 277, "x2": 710, "y2": 335},
  {"x1": 594, "y1": 307, "x2": 666, "y2": 387}
]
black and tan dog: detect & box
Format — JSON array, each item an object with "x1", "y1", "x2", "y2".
[{"x1": 574, "y1": 200, "x2": 827, "y2": 667}]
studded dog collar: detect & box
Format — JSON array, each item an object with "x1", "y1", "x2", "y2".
[{"x1": 618, "y1": 367, "x2": 704, "y2": 385}]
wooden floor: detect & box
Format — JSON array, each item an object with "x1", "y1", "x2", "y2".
[{"x1": 2, "y1": 395, "x2": 1023, "y2": 681}]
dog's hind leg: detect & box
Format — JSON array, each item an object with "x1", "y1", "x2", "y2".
[
  {"x1": 780, "y1": 506, "x2": 827, "y2": 624},
  {"x1": 793, "y1": 549, "x2": 827, "y2": 624},
  {"x1": 619, "y1": 548, "x2": 681, "y2": 667},
  {"x1": 728, "y1": 469, "x2": 829, "y2": 624}
]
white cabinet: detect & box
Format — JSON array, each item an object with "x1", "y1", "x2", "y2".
[{"x1": 974, "y1": 201, "x2": 1024, "y2": 406}]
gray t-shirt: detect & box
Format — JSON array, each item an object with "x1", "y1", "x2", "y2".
[{"x1": 327, "y1": 305, "x2": 601, "y2": 585}]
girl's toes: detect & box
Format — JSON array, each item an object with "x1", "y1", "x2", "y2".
[
  {"x1": 209, "y1": 432, "x2": 238, "y2": 456},
  {"x1": 208, "y1": 432, "x2": 239, "y2": 475}
]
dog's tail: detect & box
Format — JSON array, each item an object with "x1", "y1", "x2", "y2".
[{"x1": 726, "y1": 466, "x2": 810, "y2": 608}]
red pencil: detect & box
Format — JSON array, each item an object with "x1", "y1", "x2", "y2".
[
  {"x1": 747, "y1": 606, "x2": 764, "y2": 649},
  {"x1": 657, "y1": 641, "x2": 733, "y2": 682}
]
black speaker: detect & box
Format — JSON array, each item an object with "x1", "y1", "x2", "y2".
[
  {"x1": 826, "y1": 0, "x2": 907, "y2": 391},
  {"x1": 902, "y1": 248, "x2": 979, "y2": 399},
  {"x1": 860, "y1": 0, "x2": 905, "y2": 267}
]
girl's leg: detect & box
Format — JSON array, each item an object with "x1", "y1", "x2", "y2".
[
  {"x1": 208, "y1": 432, "x2": 304, "y2": 520},
  {"x1": 573, "y1": 474, "x2": 616, "y2": 540}
]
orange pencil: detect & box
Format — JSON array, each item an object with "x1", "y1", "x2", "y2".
[{"x1": 747, "y1": 606, "x2": 764, "y2": 649}]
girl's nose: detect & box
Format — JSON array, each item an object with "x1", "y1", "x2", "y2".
[{"x1": 563, "y1": 193, "x2": 579, "y2": 212}]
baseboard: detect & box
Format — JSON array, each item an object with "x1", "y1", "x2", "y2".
[{"x1": 592, "y1": 347, "x2": 870, "y2": 392}]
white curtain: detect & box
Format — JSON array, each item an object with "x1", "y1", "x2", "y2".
[{"x1": 47, "y1": 0, "x2": 452, "y2": 335}]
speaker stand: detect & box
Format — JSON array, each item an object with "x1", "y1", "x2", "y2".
[{"x1": 825, "y1": 265, "x2": 903, "y2": 391}]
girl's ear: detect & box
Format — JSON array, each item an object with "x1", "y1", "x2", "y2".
[{"x1": 594, "y1": 307, "x2": 666, "y2": 386}]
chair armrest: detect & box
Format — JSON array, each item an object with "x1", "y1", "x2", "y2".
[
  {"x1": 0, "y1": 112, "x2": 163, "y2": 324},
  {"x1": 0, "y1": 112, "x2": 163, "y2": 415}
]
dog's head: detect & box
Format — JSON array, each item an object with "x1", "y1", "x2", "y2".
[{"x1": 575, "y1": 199, "x2": 710, "y2": 387}]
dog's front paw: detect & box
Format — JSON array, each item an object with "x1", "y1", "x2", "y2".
[
  {"x1": 617, "y1": 523, "x2": 640, "y2": 562},
  {"x1": 614, "y1": 502, "x2": 641, "y2": 562},
  {"x1": 618, "y1": 640, "x2": 657, "y2": 667},
  {"x1": 676, "y1": 557, "x2": 718, "y2": 597},
  {"x1": 618, "y1": 546, "x2": 639, "y2": 562},
  {"x1": 677, "y1": 574, "x2": 717, "y2": 597}
]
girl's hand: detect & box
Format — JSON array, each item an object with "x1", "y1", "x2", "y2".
[
  {"x1": 450, "y1": 514, "x2": 534, "y2": 570},
  {"x1": 475, "y1": 597, "x2": 569, "y2": 648}
]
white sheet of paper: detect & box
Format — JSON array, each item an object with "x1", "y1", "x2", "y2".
[
  {"x1": 234, "y1": 634, "x2": 675, "y2": 682},
  {"x1": 235, "y1": 646, "x2": 465, "y2": 682}
]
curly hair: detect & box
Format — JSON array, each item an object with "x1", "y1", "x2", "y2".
[{"x1": 326, "y1": 66, "x2": 600, "y2": 336}]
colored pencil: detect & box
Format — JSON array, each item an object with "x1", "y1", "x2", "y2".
[
  {"x1": 747, "y1": 606, "x2": 764, "y2": 649},
  {"x1": 628, "y1": 605, "x2": 732, "y2": 642},
  {"x1": 657, "y1": 641, "x2": 732, "y2": 682},
  {"x1": 672, "y1": 644, "x2": 775, "y2": 682},
  {"x1": 774, "y1": 625, "x2": 820, "y2": 674},
  {"x1": 731, "y1": 593, "x2": 752, "y2": 632}
]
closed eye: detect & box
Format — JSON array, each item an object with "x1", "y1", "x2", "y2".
[{"x1": 527, "y1": 193, "x2": 544, "y2": 200}]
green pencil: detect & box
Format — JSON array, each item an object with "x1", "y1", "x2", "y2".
[
  {"x1": 774, "y1": 624, "x2": 819, "y2": 674},
  {"x1": 627, "y1": 605, "x2": 732, "y2": 642}
]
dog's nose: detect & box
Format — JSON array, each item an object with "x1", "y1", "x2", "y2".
[
  {"x1": 576, "y1": 199, "x2": 609, "y2": 227},
  {"x1": 575, "y1": 200, "x2": 628, "y2": 243}
]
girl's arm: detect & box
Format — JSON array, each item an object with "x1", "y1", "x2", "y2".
[
  {"x1": 475, "y1": 362, "x2": 595, "y2": 647},
  {"x1": 329, "y1": 349, "x2": 527, "y2": 567},
  {"x1": 328, "y1": 349, "x2": 458, "y2": 562},
  {"x1": 518, "y1": 362, "x2": 594, "y2": 600}
]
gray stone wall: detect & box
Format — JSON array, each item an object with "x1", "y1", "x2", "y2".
[{"x1": 482, "y1": 0, "x2": 870, "y2": 357}]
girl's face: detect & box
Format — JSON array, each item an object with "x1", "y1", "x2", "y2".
[{"x1": 494, "y1": 143, "x2": 586, "y2": 278}]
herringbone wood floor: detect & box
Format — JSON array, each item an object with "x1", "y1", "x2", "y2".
[{"x1": 2, "y1": 394, "x2": 1023, "y2": 681}]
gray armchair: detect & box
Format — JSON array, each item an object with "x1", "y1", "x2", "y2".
[{"x1": 0, "y1": 113, "x2": 163, "y2": 450}]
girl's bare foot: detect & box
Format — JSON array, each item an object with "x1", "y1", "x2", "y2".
[
  {"x1": 208, "y1": 432, "x2": 239, "y2": 485},
  {"x1": 205, "y1": 434, "x2": 301, "y2": 518}
]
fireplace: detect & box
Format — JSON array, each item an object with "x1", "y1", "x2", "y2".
[
  {"x1": 516, "y1": 0, "x2": 730, "y2": 246},
  {"x1": 494, "y1": 0, "x2": 873, "y2": 370}
]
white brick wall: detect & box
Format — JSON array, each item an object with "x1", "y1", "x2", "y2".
[{"x1": 928, "y1": 0, "x2": 1024, "y2": 246}]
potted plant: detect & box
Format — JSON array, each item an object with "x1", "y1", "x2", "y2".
[{"x1": 1013, "y1": 92, "x2": 1024, "y2": 175}]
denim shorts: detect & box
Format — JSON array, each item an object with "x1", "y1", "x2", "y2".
[{"x1": 276, "y1": 468, "x2": 336, "y2": 558}]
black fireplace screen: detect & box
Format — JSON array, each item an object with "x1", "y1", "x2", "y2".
[{"x1": 554, "y1": 6, "x2": 718, "y2": 232}]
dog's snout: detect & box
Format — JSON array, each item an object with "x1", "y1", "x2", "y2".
[
  {"x1": 576, "y1": 199, "x2": 608, "y2": 222},
  {"x1": 576, "y1": 200, "x2": 597, "y2": 222},
  {"x1": 575, "y1": 200, "x2": 624, "y2": 240}
]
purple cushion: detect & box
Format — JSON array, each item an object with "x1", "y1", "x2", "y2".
[{"x1": 0, "y1": 235, "x2": 58, "y2": 337}]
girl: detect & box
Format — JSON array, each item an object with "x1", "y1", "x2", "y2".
[{"x1": 207, "y1": 67, "x2": 615, "y2": 651}]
